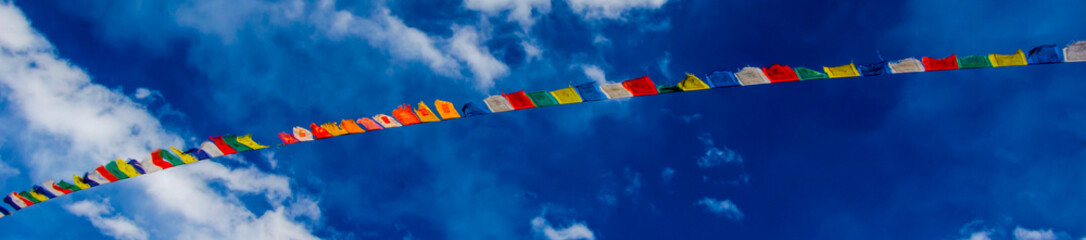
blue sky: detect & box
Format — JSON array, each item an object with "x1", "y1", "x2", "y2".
[{"x1": 0, "y1": 0, "x2": 1084, "y2": 239}]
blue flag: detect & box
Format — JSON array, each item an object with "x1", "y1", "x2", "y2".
[
  {"x1": 706, "y1": 71, "x2": 740, "y2": 88},
  {"x1": 574, "y1": 82, "x2": 606, "y2": 101},
  {"x1": 1027, "y1": 44, "x2": 1062, "y2": 64}
]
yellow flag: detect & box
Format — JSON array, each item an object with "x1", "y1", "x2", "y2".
[
  {"x1": 677, "y1": 73, "x2": 711, "y2": 91},
  {"x1": 434, "y1": 100, "x2": 461, "y2": 120},
  {"x1": 823, "y1": 63, "x2": 861, "y2": 78},
  {"x1": 72, "y1": 175, "x2": 91, "y2": 189},
  {"x1": 988, "y1": 49, "x2": 1027, "y2": 67},
  {"x1": 322, "y1": 123, "x2": 349, "y2": 136},
  {"x1": 28, "y1": 190, "x2": 49, "y2": 201},
  {"x1": 415, "y1": 102, "x2": 442, "y2": 122},
  {"x1": 116, "y1": 159, "x2": 143, "y2": 177},
  {"x1": 171, "y1": 146, "x2": 199, "y2": 164},
  {"x1": 236, "y1": 134, "x2": 269, "y2": 150},
  {"x1": 550, "y1": 86, "x2": 583, "y2": 104}
]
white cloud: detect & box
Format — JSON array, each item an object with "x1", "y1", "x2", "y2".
[
  {"x1": 1014, "y1": 227, "x2": 1058, "y2": 240},
  {"x1": 623, "y1": 168, "x2": 641, "y2": 196},
  {"x1": 580, "y1": 65, "x2": 607, "y2": 84},
  {"x1": 565, "y1": 0, "x2": 669, "y2": 20},
  {"x1": 325, "y1": 7, "x2": 462, "y2": 79},
  {"x1": 661, "y1": 167, "x2": 675, "y2": 182},
  {"x1": 696, "y1": 135, "x2": 743, "y2": 168},
  {"x1": 0, "y1": 2, "x2": 47, "y2": 52},
  {"x1": 657, "y1": 51, "x2": 671, "y2": 78},
  {"x1": 132, "y1": 87, "x2": 160, "y2": 100},
  {"x1": 65, "y1": 200, "x2": 149, "y2": 240},
  {"x1": 696, "y1": 197, "x2": 743, "y2": 221},
  {"x1": 449, "y1": 26, "x2": 510, "y2": 90},
  {"x1": 463, "y1": 0, "x2": 551, "y2": 30},
  {"x1": 964, "y1": 231, "x2": 992, "y2": 240},
  {"x1": 531, "y1": 216, "x2": 595, "y2": 240},
  {"x1": 0, "y1": 4, "x2": 319, "y2": 239}
]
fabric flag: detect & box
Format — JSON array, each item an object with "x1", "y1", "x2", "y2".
[
  {"x1": 103, "y1": 160, "x2": 130, "y2": 180},
  {"x1": 957, "y1": 55, "x2": 992, "y2": 69},
  {"x1": 310, "y1": 123, "x2": 334, "y2": 139},
  {"x1": 57, "y1": 180, "x2": 83, "y2": 192},
  {"x1": 657, "y1": 85, "x2": 682, "y2": 93},
  {"x1": 20, "y1": 191, "x2": 43, "y2": 203},
  {"x1": 392, "y1": 104, "x2": 423, "y2": 125},
  {"x1": 550, "y1": 86, "x2": 583, "y2": 105},
  {"x1": 4, "y1": 193, "x2": 29, "y2": 210},
  {"x1": 859, "y1": 61, "x2": 889, "y2": 76},
  {"x1": 735, "y1": 67, "x2": 771, "y2": 86},
  {"x1": 889, "y1": 58, "x2": 926, "y2": 73},
  {"x1": 0, "y1": 205, "x2": 10, "y2": 216},
  {"x1": 139, "y1": 158, "x2": 163, "y2": 175},
  {"x1": 72, "y1": 174, "x2": 92, "y2": 189},
  {"x1": 236, "y1": 134, "x2": 270, "y2": 150},
  {"x1": 221, "y1": 135, "x2": 254, "y2": 152},
  {"x1": 600, "y1": 83, "x2": 633, "y2": 99},
  {"x1": 922, "y1": 55, "x2": 959, "y2": 71},
  {"x1": 763, "y1": 64, "x2": 800, "y2": 82},
  {"x1": 503, "y1": 91, "x2": 537, "y2": 110},
  {"x1": 115, "y1": 159, "x2": 142, "y2": 177},
  {"x1": 13, "y1": 192, "x2": 34, "y2": 206},
  {"x1": 434, "y1": 100, "x2": 461, "y2": 120},
  {"x1": 706, "y1": 71, "x2": 740, "y2": 88},
  {"x1": 823, "y1": 63, "x2": 861, "y2": 78},
  {"x1": 279, "y1": 132, "x2": 300, "y2": 144},
  {"x1": 161, "y1": 148, "x2": 188, "y2": 166},
  {"x1": 209, "y1": 136, "x2": 239, "y2": 155},
  {"x1": 170, "y1": 147, "x2": 199, "y2": 164},
  {"x1": 677, "y1": 73, "x2": 711, "y2": 91},
  {"x1": 414, "y1": 102, "x2": 443, "y2": 122},
  {"x1": 574, "y1": 82, "x2": 607, "y2": 101},
  {"x1": 1064, "y1": 41, "x2": 1086, "y2": 62},
  {"x1": 526, "y1": 91, "x2": 559, "y2": 107},
  {"x1": 32, "y1": 185, "x2": 60, "y2": 199},
  {"x1": 83, "y1": 172, "x2": 106, "y2": 187},
  {"x1": 374, "y1": 114, "x2": 403, "y2": 128},
  {"x1": 1027, "y1": 44, "x2": 1062, "y2": 64},
  {"x1": 292, "y1": 127, "x2": 315, "y2": 142},
  {"x1": 95, "y1": 165, "x2": 121, "y2": 182},
  {"x1": 988, "y1": 49, "x2": 1027, "y2": 67},
  {"x1": 622, "y1": 76, "x2": 658, "y2": 96},
  {"x1": 794, "y1": 67, "x2": 828, "y2": 80},
  {"x1": 150, "y1": 149, "x2": 176, "y2": 169},
  {"x1": 484, "y1": 95, "x2": 515, "y2": 113},
  {"x1": 357, "y1": 118, "x2": 385, "y2": 131},
  {"x1": 185, "y1": 148, "x2": 212, "y2": 160},
  {"x1": 47, "y1": 180, "x2": 73, "y2": 194},
  {"x1": 126, "y1": 159, "x2": 146, "y2": 175},
  {"x1": 340, "y1": 119, "x2": 367, "y2": 133},
  {"x1": 321, "y1": 123, "x2": 350, "y2": 136},
  {"x1": 199, "y1": 140, "x2": 225, "y2": 158},
  {"x1": 27, "y1": 190, "x2": 49, "y2": 202},
  {"x1": 461, "y1": 102, "x2": 491, "y2": 117}
]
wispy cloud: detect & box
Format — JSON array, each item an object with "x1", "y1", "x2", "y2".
[
  {"x1": 65, "y1": 200, "x2": 149, "y2": 240},
  {"x1": 695, "y1": 197, "x2": 743, "y2": 221},
  {"x1": 0, "y1": 3, "x2": 319, "y2": 238},
  {"x1": 696, "y1": 135, "x2": 743, "y2": 168},
  {"x1": 661, "y1": 167, "x2": 675, "y2": 183},
  {"x1": 531, "y1": 215, "x2": 596, "y2": 240},
  {"x1": 565, "y1": 0, "x2": 669, "y2": 20}
]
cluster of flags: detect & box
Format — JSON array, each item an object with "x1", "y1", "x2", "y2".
[
  {"x1": 1, "y1": 41, "x2": 1083, "y2": 219},
  {"x1": 0, "y1": 135, "x2": 269, "y2": 218}
]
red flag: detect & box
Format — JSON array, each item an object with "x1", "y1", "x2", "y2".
[
  {"x1": 310, "y1": 123, "x2": 333, "y2": 139},
  {"x1": 150, "y1": 149, "x2": 175, "y2": 169},
  {"x1": 622, "y1": 76, "x2": 658, "y2": 96},
  {"x1": 922, "y1": 55, "x2": 959, "y2": 71},
  {"x1": 763, "y1": 64, "x2": 799, "y2": 83},
  {"x1": 502, "y1": 91, "x2": 537, "y2": 110},
  {"x1": 95, "y1": 165, "x2": 120, "y2": 182},
  {"x1": 209, "y1": 136, "x2": 238, "y2": 155},
  {"x1": 392, "y1": 104, "x2": 422, "y2": 125},
  {"x1": 278, "y1": 132, "x2": 300, "y2": 145}
]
